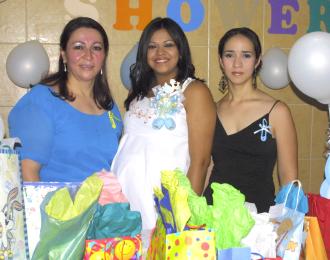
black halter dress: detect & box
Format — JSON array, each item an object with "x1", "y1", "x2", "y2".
[{"x1": 204, "y1": 101, "x2": 279, "y2": 213}]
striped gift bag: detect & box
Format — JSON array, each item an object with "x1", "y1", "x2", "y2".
[{"x1": 0, "y1": 146, "x2": 28, "y2": 259}]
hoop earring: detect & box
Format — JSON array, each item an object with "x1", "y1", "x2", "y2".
[
  {"x1": 218, "y1": 75, "x2": 228, "y2": 93},
  {"x1": 252, "y1": 69, "x2": 257, "y2": 88},
  {"x1": 100, "y1": 69, "x2": 103, "y2": 75},
  {"x1": 64, "y1": 63, "x2": 67, "y2": 72}
]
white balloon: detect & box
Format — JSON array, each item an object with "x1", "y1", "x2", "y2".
[
  {"x1": 317, "y1": 97, "x2": 330, "y2": 105},
  {"x1": 324, "y1": 156, "x2": 330, "y2": 180},
  {"x1": 120, "y1": 43, "x2": 138, "y2": 90},
  {"x1": 0, "y1": 116, "x2": 4, "y2": 141},
  {"x1": 6, "y1": 40, "x2": 50, "y2": 88},
  {"x1": 259, "y1": 47, "x2": 290, "y2": 89},
  {"x1": 288, "y1": 31, "x2": 330, "y2": 102},
  {"x1": 320, "y1": 179, "x2": 330, "y2": 199}
]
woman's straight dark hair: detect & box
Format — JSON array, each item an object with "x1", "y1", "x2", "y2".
[
  {"x1": 40, "y1": 16, "x2": 114, "y2": 110},
  {"x1": 218, "y1": 27, "x2": 263, "y2": 72}
]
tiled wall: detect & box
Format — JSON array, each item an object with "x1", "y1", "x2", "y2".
[{"x1": 0, "y1": 0, "x2": 328, "y2": 193}]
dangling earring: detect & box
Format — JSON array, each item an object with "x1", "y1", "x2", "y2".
[
  {"x1": 218, "y1": 75, "x2": 228, "y2": 93},
  {"x1": 64, "y1": 63, "x2": 67, "y2": 72},
  {"x1": 100, "y1": 69, "x2": 103, "y2": 75},
  {"x1": 252, "y1": 68, "x2": 257, "y2": 88}
]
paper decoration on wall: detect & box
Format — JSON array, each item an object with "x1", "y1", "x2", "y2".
[
  {"x1": 64, "y1": 0, "x2": 99, "y2": 22},
  {"x1": 167, "y1": 0, "x2": 205, "y2": 32}
]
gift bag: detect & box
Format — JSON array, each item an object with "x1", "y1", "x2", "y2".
[
  {"x1": 307, "y1": 193, "x2": 330, "y2": 258},
  {"x1": 32, "y1": 174, "x2": 103, "y2": 260},
  {"x1": 23, "y1": 181, "x2": 80, "y2": 255},
  {"x1": 148, "y1": 219, "x2": 216, "y2": 259},
  {"x1": 84, "y1": 235, "x2": 142, "y2": 259},
  {"x1": 251, "y1": 252, "x2": 283, "y2": 260},
  {"x1": 217, "y1": 249, "x2": 283, "y2": 260},
  {"x1": 0, "y1": 147, "x2": 28, "y2": 260},
  {"x1": 273, "y1": 180, "x2": 307, "y2": 260},
  {"x1": 304, "y1": 216, "x2": 328, "y2": 260},
  {"x1": 217, "y1": 247, "x2": 251, "y2": 260}
]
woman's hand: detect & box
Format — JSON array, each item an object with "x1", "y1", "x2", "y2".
[{"x1": 21, "y1": 159, "x2": 41, "y2": 181}]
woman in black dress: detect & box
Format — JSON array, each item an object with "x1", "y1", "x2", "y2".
[{"x1": 204, "y1": 27, "x2": 298, "y2": 213}]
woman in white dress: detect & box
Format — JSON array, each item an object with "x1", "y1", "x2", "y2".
[{"x1": 111, "y1": 17, "x2": 216, "y2": 234}]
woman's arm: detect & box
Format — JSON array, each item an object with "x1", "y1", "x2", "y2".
[
  {"x1": 9, "y1": 91, "x2": 54, "y2": 182},
  {"x1": 271, "y1": 102, "x2": 298, "y2": 185},
  {"x1": 184, "y1": 81, "x2": 216, "y2": 195},
  {"x1": 21, "y1": 159, "x2": 41, "y2": 181}
]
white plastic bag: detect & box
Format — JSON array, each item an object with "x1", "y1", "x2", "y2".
[{"x1": 241, "y1": 211, "x2": 277, "y2": 259}]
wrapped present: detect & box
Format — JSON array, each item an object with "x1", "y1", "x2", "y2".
[
  {"x1": 84, "y1": 235, "x2": 142, "y2": 260},
  {"x1": 0, "y1": 144, "x2": 28, "y2": 259}
]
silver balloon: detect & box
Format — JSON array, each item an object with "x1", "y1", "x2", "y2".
[
  {"x1": 120, "y1": 43, "x2": 138, "y2": 90},
  {"x1": 6, "y1": 40, "x2": 50, "y2": 88},
  {"x1": 288, "y1": 31, "x2": 330, "y2": 104},
  {"x1": 260, "y1": 47, "x2": 290, "y2": 89}
]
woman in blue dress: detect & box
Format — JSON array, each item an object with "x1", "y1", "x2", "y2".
[{"x1": 9, "y1": 17, "x2": 122, "y2": 182}]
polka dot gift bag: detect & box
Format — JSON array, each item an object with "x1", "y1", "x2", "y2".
[
  {"x1": 148, "y1": 219, "x2": 215, "y2": 259},
  {"x1": 147, "y1": 169, "x2": 216, "y2": 259}
]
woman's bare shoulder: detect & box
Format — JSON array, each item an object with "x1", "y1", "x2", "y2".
[{"x1": 184, "y1": 79, "x2": 213, "y2": 100}]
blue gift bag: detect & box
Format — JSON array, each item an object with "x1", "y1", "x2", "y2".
[
  {"x1": 217, "y1": 247, "x2": 251, "y2": 260},
  {"x1": 275, "y1": 180, "x2": 308, "y2": 214},
  {"x1": 274, "y1": 180, "x2": 307, "y2": 259}
]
